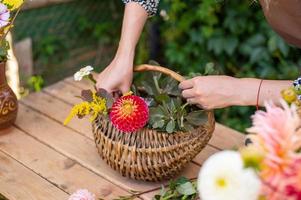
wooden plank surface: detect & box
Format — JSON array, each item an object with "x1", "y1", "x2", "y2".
[
  {"x1": 0, "y1": 147, "x2": 68, "y2": 200},
  {"x1": 0, "y1": 127, "x2": 130, "y2": 199},
  {"x1": 21, "y1": 91, "x2": 92, "y2": 139}
]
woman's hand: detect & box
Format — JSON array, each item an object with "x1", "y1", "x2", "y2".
[
  {"x1": 179, "y1": 75, "x2": 254, "y2": 109},
  {"x1": 95, "y1": 2, "x2": 148, "y2": 94},
  {"x1": 96, "y1": 53, "x2": 134, "y2": 94}
]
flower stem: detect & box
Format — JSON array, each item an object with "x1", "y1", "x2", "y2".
[
  {"x1": 85, "y1": 74, "x2": 96, "y2": 84},
  {"x1": 181, "y1": 102, "x2": 189, "y2": 110}
]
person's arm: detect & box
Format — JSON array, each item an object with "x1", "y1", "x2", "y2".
[
  {"x1": 239, "y1": 78, "x2": 291, "y2": 107},
  {"x1": 179, "y1": 76, "x2": 291, "y2": 109},
  {"x1": 96, "y1": 1, "x2": 159, "y2": 93}
]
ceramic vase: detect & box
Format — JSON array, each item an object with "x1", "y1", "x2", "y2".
[{"x1": 0, "y1": 62, "x2": 18, "y2": 130}]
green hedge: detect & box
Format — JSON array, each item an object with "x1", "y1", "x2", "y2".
[
  {"x1": 136, "y1": 0, "x2": 301, "y2": 132},
  {"x1": 15, "y1": 0, "x2": 301, "y2": 132}
]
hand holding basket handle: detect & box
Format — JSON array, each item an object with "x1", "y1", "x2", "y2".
[{"x1": 134, "y1": 64, "x2": 186, "y2": 82}]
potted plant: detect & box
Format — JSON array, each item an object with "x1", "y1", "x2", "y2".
[{"x1": 0, "y1": 0, "x2": 24, "y2": 130}]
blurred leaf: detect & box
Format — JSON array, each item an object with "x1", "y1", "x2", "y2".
[
  {"x1": 152, "y1": 120, "x2": 165, "y2": 129},
  {"x1": 155, "y1": 94, "x2": 170, "y2": 103},
  {"x1": 176, "y1": 182, "x2": 197, "y2": 195},
  {"x1": 224, "y1": 37, "x2": 238, "y2": 55},
  {"x1": 97, "y1": 88, "x2": 113, "y2": 108},
  {"x1": 81, "y1": 89, "x2": 93, "y2": 102},
  {"x1": 185, "y1": 110, "x2": 207, "y2": 126},
  {"x1": 166, "y1": 120, "x2": 176, "y2": 133}
]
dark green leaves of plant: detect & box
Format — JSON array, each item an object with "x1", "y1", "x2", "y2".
[
  {"x1": 176, "y1": 182, "x2": 196, "y2": 195},
  {"x1": 135, "y1": 69, "x2": 209, "y2": 133},
  {"x1": 153, "y1": 177, "x2": 198, "y2": 200},
  {"x1": 166, "y1": 120, "x2": 176, "y2": 133},
  {"x1": 185, "y1": 111, "x2": 207, "y2": 126}
]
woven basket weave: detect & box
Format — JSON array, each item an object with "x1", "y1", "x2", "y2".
[{"x1": 92, "y1": 65, "x2": 215, "y2": 182}]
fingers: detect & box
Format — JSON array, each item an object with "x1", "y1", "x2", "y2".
[
  {"x1": 120, "y1": 85, "x2": 131, "y2": 95},
  {"x1": 187, "y1": 98, "x2": 209, "y2": 110},
  {"x1": 182, "y1": 89, "x2": 195, "y2": 99},
  {"x1": 179, "y1": 79, "x2": 194, "y2": 90},
  {"x1": 186, "y1": 98, "x2": 198, "y2": 105}
]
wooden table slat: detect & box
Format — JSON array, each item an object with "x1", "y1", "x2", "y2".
[
  {"x1": 0, "y1": 127, "x2": 130, "y2": 199},
  {"x1": 210, "y1": 124, "x2": 245, "y2": 150},
  {"x1": 21, "y1": 92, "x2": 93, "y2": 139},
  {"x1": 192, "y1": 145, "x2": 219, "y2": 165},
  {"x1": 44, "y1": 81, "x2": 92, "y2": 105},
  {"x1": 0, "y1": 148, "x2": 68, "y2": 200}
]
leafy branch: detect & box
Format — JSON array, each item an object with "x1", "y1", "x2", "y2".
[{"x1": 153, "y1": 177, "x2": 198, "y2": 200}]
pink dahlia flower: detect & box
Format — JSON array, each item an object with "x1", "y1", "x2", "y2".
[
  {"x1": 68, "y1": 189, "x2": 95, "y2": 200},
  {"x1": 247, "y1": 100, "x2": 301, "y2": 200},
  {"x1": 0, "y1": 3, "x2": 10, "y2": 28}
]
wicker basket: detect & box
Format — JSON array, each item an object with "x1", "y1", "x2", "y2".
[{"x1": 92, "y1": 65, "x2": 215, "y2": 182}]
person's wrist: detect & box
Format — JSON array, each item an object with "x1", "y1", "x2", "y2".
[
  {"x1": 116, "y1": 40, "x2": 136, "y2": 57},
  {"x1": 235, "y1": 78, "x2": 260, "y2": 106}
]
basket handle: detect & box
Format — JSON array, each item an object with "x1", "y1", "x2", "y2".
[{"x1": 134, "y1": 64, "x2": 185, "y2": 82}]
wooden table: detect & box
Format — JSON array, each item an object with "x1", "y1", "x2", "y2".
[{"x1": 0, "y1": 77, "x2": 245, "y2": 200}]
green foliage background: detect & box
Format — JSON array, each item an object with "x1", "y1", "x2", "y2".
[
  {"x1": 13, "y1": 0, "x2": 301, "y2": 132},
  {"x1": 137, "y1": 0, "x2": 301, "y2": 132}
]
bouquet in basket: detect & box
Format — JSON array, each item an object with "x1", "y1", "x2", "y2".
[{"x1": 64, "y1": 65, "x2": 211, "y2": 133}]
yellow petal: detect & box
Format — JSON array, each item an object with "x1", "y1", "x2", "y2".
[{"x1": 2, "y1": 0, "x2": 24, "y2": 10}]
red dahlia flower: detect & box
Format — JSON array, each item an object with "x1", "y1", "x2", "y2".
[{"x1": 109, "y1": 95, "x2": 149, "y2": 133}]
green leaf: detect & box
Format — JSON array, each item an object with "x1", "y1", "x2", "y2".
[
  {"x1": 223, "y1": 37, "x2": 238, "y2": 55},
  {"x1": 155, "y1": 94, "x2": 170, "y2": 103},
  {"x1": 141, "y1": 81, "x2": 155, "y2": 95},
  {"x1": 277, "y1": 38, "x2": 289, "y2": 57},
  {"x1": 208, "y1": 37, "x2": 223, "y2": 55},
  {"x1": 166, "y1": 120, "x2": 176, "y2": 133},
  {"x1": 162, "y1": 76, "x2": 181, "y2": 96},
  {"x1": 176, "y1": 177, "x2": 190, "y2": 185},
  {"x1": 176, "y1": 182, "x2": 196, "y2": 196},
  {"x1": 169, "y1": 180, "x2": 177, "y2": 190},
  {"x1": 149, "y1": 107, "x2": 165, "y2": 122},
  {"x1": 185, "y1": 110, "x2": 207, "y2": 126},
  {"x1": 204, "y1": 62, "x2": 215, "y2": 75},
  {"x1": 152, "y1": 120, "x2": 165, "y2": 129}
]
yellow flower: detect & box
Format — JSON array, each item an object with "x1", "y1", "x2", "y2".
[
  {"x1": 64, "y1": 102, "x2": 91, "y2": 125},
  {"x1": 2, "y1": 0, "x2": 24, "y2": 10},
  {"x1": 90, "y1": 93, "x2": 107, "y2": 121},
  {"x1": 64, "y1": 93, "x2": 107, "y2": 125},
  {"x1": 281, "y1": 87, "x2": 297, "y2": 103},
  {"x1": 240, "y1": 145, "x2": 264, "y2": 170}
]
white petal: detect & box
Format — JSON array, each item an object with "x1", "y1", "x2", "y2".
[
  {"x1": 74, "y1": 72, "x2": 83, "y2": 81},
  {"x1": 198, "y1": 151, "x2": 261, "y2": 200},
  {"x1": 85, "y1": 65, "x2": 94, "y2": 72}
]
